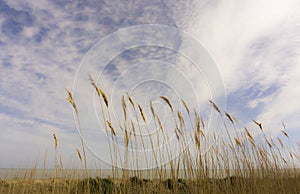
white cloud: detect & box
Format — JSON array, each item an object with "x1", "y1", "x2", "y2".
[
  {"x1": 1, "y1": 0, "x2": 300, "y2": 168},
  {"x1": 187, "y1": 0, "x2": 299, "y2": 91},
  {"x1": 182, "y1": 0, "x2": 300, "y2": 138},
  {"x1": 256, "y1": 54, "x2": 300, "y2": 137}
]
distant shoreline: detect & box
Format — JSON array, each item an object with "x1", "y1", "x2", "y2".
[{"x1": 1, "y1": 168, "x2": 299, "y2": 180}]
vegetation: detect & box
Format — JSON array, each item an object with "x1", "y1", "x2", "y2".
[{"x1": 1, "y1": 75, "x2": 299, "y2": 193}]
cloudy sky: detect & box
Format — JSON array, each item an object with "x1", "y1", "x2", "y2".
[{"x1": 0, "y1": 0, "x2": 300, "y2": 169}]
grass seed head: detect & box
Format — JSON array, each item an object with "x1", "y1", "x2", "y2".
[
  {"x1": 194, "y1": 131, "x2": 201, "y2": 149},
  {"x1": 76, "y1": 148, "x2": 82, "y2": 162},
  {"x1": 89, "y1": 75, "x2": 102, "y2": 97},
  {"x1": 160, "y1": 96, "x2": 173, "y2": 111},
  {"x1": 131, "y1": 121, "x2": 136, "y2": 137},
  {"x1": 244, "y1": 127, "x2": 255, "y2": 146},
  {"x1": 234, "y1": 137, "x2": 241, "y2": 146},
  {"x1": 252, "y1": 120, "x2": 263, "y2": 131},
  {"x1": 201, "y1": 117, "x2": 205, "y2": 129},
  {"x1": 266, "y1": 139, "x2": 272, "y2": 148},
  {"x1": 122, "y1": 95, "x2": 127, "y2": 120},
  {"x1": 127, "y1": 93, "x2": 135, "y2": 107},
  {"x1": 225, "y1": 112, "x2": 234, "y2": 124},
  {"x1": 277, "y1": 137, "x2": 284, "y2": 148},
  {"x1": 138, "y1": 104, "x2": 146, "y2": 123},
  {"x1": 209, "y1": 100, "x2": 221, "y2": 114},
  {"x1": 177, "y1": 111, "x2": 184, "y2": 128},
  {"x1": 53, "y1": 133, "x2": 58, "y2": 148},
  {"x1": 181, "y1": 99, "x2": 190, "y2": 115},
  {"x1": 66, "y1": 89, "x2": 78, "y2": 114},
  {"x1": 107, "y1": 121, "x2": 116, "y2": 136},
  {"x1": 101, "y1": 90, "x2": 109, "y2": 107},
  {"x1": 124, "y1": 129, "x2": 129, "y2": 147},
  {"x1": 88, "y1": 75, "x2": 108, "y2": 107},
  {"x1": 281, "y1": 130, "x2": 289, "y2": 138}
]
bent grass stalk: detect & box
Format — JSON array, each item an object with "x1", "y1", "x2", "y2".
[
  {"x1": 127, "y1": 95, "x2": 149, "y2": 174},
  {"x1": 66, "y1": 89, "x2": 90, "y2": 193},
  {"x1": 89, "y1": 75, "x2": 116, "y2": 178},
  {"x1": 7, "y1": 79, "x2": 300, "y2": 193}
]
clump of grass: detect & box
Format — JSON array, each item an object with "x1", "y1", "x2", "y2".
[{"x1": 2, "y1": 77, "x2": 300, "y2": 194}]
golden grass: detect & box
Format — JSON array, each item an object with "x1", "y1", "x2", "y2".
[{"x1": 2, "y1": 77, "x2": 300, "y2": 193}]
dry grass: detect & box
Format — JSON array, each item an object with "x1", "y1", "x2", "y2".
[{"x1": 2, "y1": 77, "x2": 299, "y2": 193}]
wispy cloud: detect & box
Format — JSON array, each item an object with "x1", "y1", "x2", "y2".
[
  {"x1": 0, "y1": 0, "x2": 300, "y2": 168},
  {"x1": 188, "y1": 0, "x2": 300, "y2": 137}
]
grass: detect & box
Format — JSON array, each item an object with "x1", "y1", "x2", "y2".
[{"x1": 1, "y1": 75, "x2": 299, "y2": 193}]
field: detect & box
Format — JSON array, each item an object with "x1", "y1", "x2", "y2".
[{"x1": 1, "y1": 77, "x2": 299, "y2": 193}]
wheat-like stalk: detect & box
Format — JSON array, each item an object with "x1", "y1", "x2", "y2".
[
  {"x1": 160, "y1": 96, "x2": 173, "y2": 111},
  {"x1": 209, "y1": 100, "x2": 221, "y2": 114},
  {"x1": 122, "y1": 95, "x2": 127, "y2": 121},
  {"x1": 53, "y1": 133, "x2": 58, "y2": 148},
  {"x1": 76, "y1": 148, "x2": 82, "y2": 162},
  {"x1": 54, "y1": 79, "x2": 300, "y2": 193},
  {"x1": 107, "y1": 120, "x2": 116, "y2": 136},
  {"x1": 225, "y1": 112, "x2": 234, "y2": 124},
  {"x1": 66, "y1": 89, "x2": 78, "y2": 114},
  {"x1": 181, "y1": 99, "x2": 190, "y2": 115},
  {"x1": 281, "y1": 130, "x2": 289, "y2": 138},
  {"x1": 253, "y1": 119, "x2": 263, "y2": 131},
  {"x1": 138, "y1": 104, "x2": 146, "y2": 123}
]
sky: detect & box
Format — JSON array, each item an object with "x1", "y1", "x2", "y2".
[{"x1": 0, "y1": 0, "x2": 300, "y2": 169}]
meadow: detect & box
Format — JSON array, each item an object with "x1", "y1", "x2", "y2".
[{"x1": 1, "y1": 76, "x2": 299, "y2": 193}]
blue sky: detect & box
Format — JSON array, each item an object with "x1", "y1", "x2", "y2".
[{"x1": 0, "y1": 0, "x2": 300, "y2": 168}]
